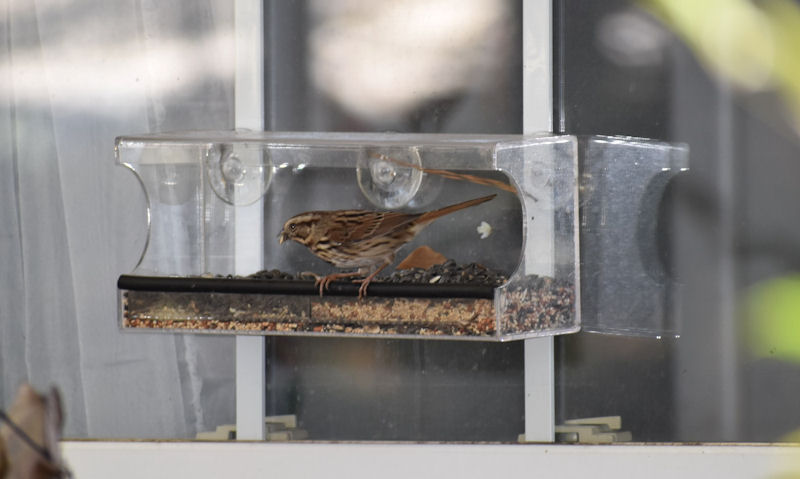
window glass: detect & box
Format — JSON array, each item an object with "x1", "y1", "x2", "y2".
[{"x1": 3, "y1": 0, "x2": 799, "y2": 444}]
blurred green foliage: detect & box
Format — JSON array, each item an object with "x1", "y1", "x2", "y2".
[
  {"x1": 644, "y1": 0, "x2": 800, "y2": 132},
  {"x1": 746, "y1": 275, "x2": 800, "y2": 361}
]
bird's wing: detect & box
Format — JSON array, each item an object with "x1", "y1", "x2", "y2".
[
  {"x1": 326, "y1": 211, "x2": 420, "y2": 243},
  {"x1": 364, "y1": 211, "x2": 421, "y2": 238}
]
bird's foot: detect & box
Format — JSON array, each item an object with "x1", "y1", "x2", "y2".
[
  {"x1": 352, "y1": 278, "x2": 373, "y2": 300},
  {"x1": 308, "y1": 272, "x2": 362, "y2": 297},
  {"x1": 351, "y1": 263, "x2": 389, "y2": 300}
]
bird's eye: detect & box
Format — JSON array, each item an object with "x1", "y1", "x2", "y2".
[{"x1": 290, "y1": 224, "x2": 296, "y2": 231}]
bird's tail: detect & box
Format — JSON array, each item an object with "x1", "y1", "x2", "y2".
[{"x1": 417, "y1": 194, "x2": 497, "y2": 224}]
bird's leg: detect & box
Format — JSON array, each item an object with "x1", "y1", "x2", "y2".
[{"x1": 353, "y1": 262, "x2": 390, "y2": 300}]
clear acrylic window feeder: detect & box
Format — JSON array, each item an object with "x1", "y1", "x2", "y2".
[{"x1": 116, "y1": 131, "x2": 581, "y2": 340}]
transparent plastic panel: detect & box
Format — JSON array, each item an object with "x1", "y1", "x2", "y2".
[
  {"x1": 115, "y1": 131, "x2": 580, "y2": 340},
  {"x1": 579, "y1": 136, "x2": 689, "y2": 337},
  {"x1": 494, "y1": 137, "x2": 579, "y2": 337}
]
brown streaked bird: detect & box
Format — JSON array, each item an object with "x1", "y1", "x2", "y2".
[{"x1": 278, "y1": 194, "x2": 496, "y2": 298}]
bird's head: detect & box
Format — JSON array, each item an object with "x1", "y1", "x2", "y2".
[{"x1": 278, "y1": 214, "x2": 316, "y2": 246}]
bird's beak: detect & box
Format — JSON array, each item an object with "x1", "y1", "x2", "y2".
[{"x1": 278, "y1": 230, "x2": 286, "y2": 244}]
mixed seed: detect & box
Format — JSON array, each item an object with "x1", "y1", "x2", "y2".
[{"x1": 385, "y1": 260, "x2": 507, "y2": 287}]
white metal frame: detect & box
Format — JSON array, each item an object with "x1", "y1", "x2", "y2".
[
  {"x1": 521, "y1": 0, "x2": 556, "y2": 442},
  {"x1": 234, "y1": 0, "x2": 267, "y2": 441},
  {"x1": 61, "y1": 441, "x2": 800, "y2": 479}
]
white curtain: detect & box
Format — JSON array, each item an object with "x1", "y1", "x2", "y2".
[{"x1": 1, "y1": 0, "x2": 236, "y2": 438}]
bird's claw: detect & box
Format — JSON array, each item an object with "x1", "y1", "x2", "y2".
[
  {"x1": 316, "y1": 276, "x2": 334, "y2": 297},
  {"x1": 299, "y1": 271, "x2": 377, "y2": 299},
  {"x1": 309, "y1": 272, "x2": 363, "y2": 298},
  {"x1": 352, "y1": 279, "x2": 371, "y2": 300},
  {"x1": 298, "y1": 272, "x2": 326, "y2": 296}
]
